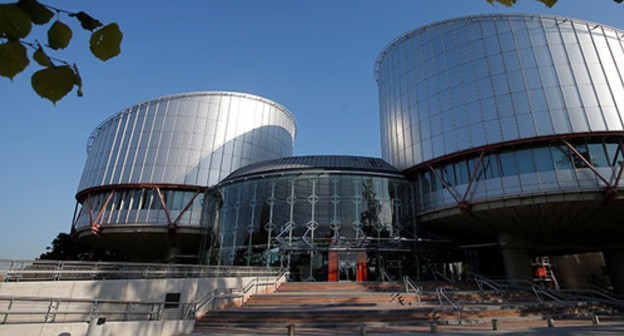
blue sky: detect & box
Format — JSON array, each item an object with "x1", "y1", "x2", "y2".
[{"x1": 1, "y1": 0, "x2": 622, "y2": 259}]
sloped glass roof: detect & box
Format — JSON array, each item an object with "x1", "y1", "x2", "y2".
[{"x1": 222, "y1": 155, "x2": 401, "y2": 183}]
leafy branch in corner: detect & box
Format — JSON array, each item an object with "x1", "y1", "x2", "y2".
[{"x1": 0, "y1": 0, "x2": 123, "y2": 104}]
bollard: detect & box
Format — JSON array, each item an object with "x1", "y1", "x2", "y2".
[
  {"x1": 430, "y1": 321, "x2": 438, "y2": 333},
  {"x1": 360, "y1": 324, "x2": 367, "y2": 336},
  {"x1": 592, "y1": 314, "x2": 600, "y2": 325},
  {"x1": 492, "y1": 318, "x2": 498, "y2": 331},
  {"x1": 546, "y1": 316, "x2": 555, "y2": 328},
  {"x1": 287, "y1": 324, "x2": 296, "y2": 336}
]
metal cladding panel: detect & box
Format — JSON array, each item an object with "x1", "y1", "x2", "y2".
[
  {"x1": 77, "y1": 92, "x2": 296, "y2": 192},
  {"x1": 376, "y1": 14, "x2": 624, "y2": 170}
]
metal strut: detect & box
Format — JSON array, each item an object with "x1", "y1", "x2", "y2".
[
  {"x1": 562, "y1": 140, "x2": 622, "y2": 203},
  {"x1": 427, "y1": 151, "x2": 485, "y2": 215}
]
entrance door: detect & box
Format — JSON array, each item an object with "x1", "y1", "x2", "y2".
[{"x1": 338, "y1": 252, "x2": 357, "y2": 281}]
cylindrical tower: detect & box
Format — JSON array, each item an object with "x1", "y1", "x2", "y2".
[
  {"x1": 203, "y1": 155, "x2": 415, "y2": 281},
  {"x1": 376, "y1": 14, "x2": 624, "y2": 260},
  {"x1": 72, "y1": 91, "x2": 296, "y2": 260}
]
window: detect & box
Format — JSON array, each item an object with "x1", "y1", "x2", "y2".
[{"x1": 164, "y1": 293, "x2": 181, "y2": 309}]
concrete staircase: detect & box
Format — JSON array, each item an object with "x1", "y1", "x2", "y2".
[{"x1": 195, "y1": 281, "x2": 613, "y2": 332}]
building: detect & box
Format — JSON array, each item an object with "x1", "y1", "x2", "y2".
[
  {"x1": 202, "y1": 155, "x2": 416, "y2": 281},
  {"x1": 73, "y1": 14, "x2": 624, "y2": 291},
  {"x1": 71, "y1": 92, "x2": 296, "y2": 260},
  {"x1": 375, "y1": 14, "x2": 624, "y2": 291}
]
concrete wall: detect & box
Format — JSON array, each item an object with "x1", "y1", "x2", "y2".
[
  {"x1": 0, "y1": 320, "x2": 194, "y2": 336},
  {"x1": 0, "y1": 274, "x2": 285, "y2": 335},
  {"x1": 0, "y1": 275, "x2": 271, "y2": 305}
]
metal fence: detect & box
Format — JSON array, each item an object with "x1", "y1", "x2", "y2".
[
  {"x1": 0, "y1": 259, "x2": 281, "y2": 282},
  {"x1": 0, "y1": 295, "x2": 195, "y2": 324}
]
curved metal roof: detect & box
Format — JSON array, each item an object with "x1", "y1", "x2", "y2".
[{"x1": 221, "y1": 155, "x2": 402, "y2": 183}]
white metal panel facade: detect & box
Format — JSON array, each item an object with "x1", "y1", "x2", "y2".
[{"x1": 78, "y1": 91, "x2": 296, "y2": 192}]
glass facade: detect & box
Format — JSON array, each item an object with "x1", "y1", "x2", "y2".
[
  {"x1": 415, "y1": 137, "x2": 624, "y2": 214},
  {"x1": 74, "y1": 188, "x2": 204, "y2": 230},
  {"x1": 376, "y1": 14, "x2": 624, "y2": 171},
  {"x1": 203, "y1": 157, "x2": 415, "y2": 281}
]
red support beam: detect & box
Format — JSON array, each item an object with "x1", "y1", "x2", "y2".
[
  {"x1": 90, "y1": 190, "x2": 115, "y2": 234},
  {"x1": 170, "y1": 190, "x2": 202, "y2": 234},
  {"x1": 155, "y1": 187, "x2": 175, "y2": 233},
  {"x1": 462, "y1": 151, "x2": 486, "y2": 203},
  {"x1": 561, "y1": 140, "x2": 620, "y2": 203}
]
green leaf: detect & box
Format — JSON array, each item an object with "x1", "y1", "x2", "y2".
[
  {"x1": 0, "y1": 4, "x2": 32, "y2": 40},
  {"x1": 72, "y1": 64, "x2": 83, "y2": 97},
  {"x1": 536, "y1": 0, "x2": 557, "y2": 7},
  {"x1": 0, "y1": 41, "x2": 29, "y2": 79},
  {"x1": 17, "y1": 0, "x2": 54, "y2": 25},
  {"x1": 33, "y1": 46, "x2": 52, "y2": 66},
  {"x1": 70, "y1": 11, "x2": 103, "y2": 32},
  {"x1": 90, "y1": 23, "x2": 123, "y2": 61},
  {"x1": 47, "y1": 20, "x2": 73, "y2": 50},
  {"x1": 31, "y1": 65, "x2": 75, "y2": 104}
]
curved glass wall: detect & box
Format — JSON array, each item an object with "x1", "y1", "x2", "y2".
[
  {"x1": 414, "y1": 137, "x2": 624, "y2": 214},
  {"x1": 74, "y1": 188, "x2": 204, "y2": 230},
  {"x1": 203, "y1": 173, "x2": 415, "y2": 281},
  {"x1": 376, "y1": 14, "x2": 624, "y2": 171}
]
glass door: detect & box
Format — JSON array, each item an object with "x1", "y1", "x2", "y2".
[{"x1": 338, "y1": 252, "x2": 357, "y2": 281}]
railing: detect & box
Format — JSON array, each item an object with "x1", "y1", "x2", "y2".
[
  {"x1": 0, "y1": 259, "x2": 281, "y2": 282},
  {"x1": 473, "y1": 273, "x2": 508, "y2": 295},
  {"x1": 433, "y1": 271, "x2": 456, "y2": 283},
  {"x1": 403, "y1": 275, "x2": 422, "y2": 293},
  {"x1": 435, "y1": 288, "x2": 461, "y2": 311},
  {"x1": 558, "y1": 287, "x2": 624, "y2": 308},
  {"x1": 380, "y1": 268, "x2": 392, "y2": 282},
  {"x1": 531, "y1": 286, "x2": 575, "y2": 305},
  {"x1": 0, "y1": 295, "x2": 194, "y2": 325},
  {"x1": 195, "y1": 269, "x2": 290, "y2": 314}
]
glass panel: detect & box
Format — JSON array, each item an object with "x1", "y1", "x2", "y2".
[
  {"x1": 553, "y1": 146, "x2": 573, "y2": 170},
  {"x1": 516, "y1": 149, "x2": 536, "y2": 174},
  {"x1": 588, "y1": 143, "x2": 609, "y2": 168},
  {"x1": 499, "y1": 151, "x2": 518, "y2": 176},
  {"x1": 484, "y1": 154, "x2": 501, "y2": 179},
  {"x1": 533, "y1": 147, "x2": 555, "y2": 172},
  {"x1": 572, "y1": 143, "x2": 590, "y2": 168},
  {"x1": 605, "y1": 142, "x2": 622, "y2": 167},
  {"x1": 455, "y1": 161, "x2": 469, "y2": 185}
]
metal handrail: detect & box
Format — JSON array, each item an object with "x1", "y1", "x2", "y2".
[
  {"x1": 0, "y1": 295, "x2": 194, "y2": 325},
  {"x1": 473, "y1": 273, "x2": 508, "y2": 295},
  {"x1": 403, "y1": 276, "x2": 422, "y2": 305},
  {"x1": 380, "y1": 269, "x2": 392, "y2": 282},
  {"x1": 558, "y1": 288, "x2": 624, "y2": 307},
  {"x1": 435, "y1": 287, "x2": 461, "y2": 310},
  {"x1": 194, "y1": 269, "x2": 290, "y2": 313},
  {"x1": 1, "y1": 259, "x2": 281, "y2": 282},
  {"x1": 403, "y1": 276, "x2": 422, "y2": 294},
  {"x1": 531, "y1": 286, "x2": 574, "y2": 305},
  {"x1": 433, "y1": 271, "x2": 455, "y2": 283}
]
